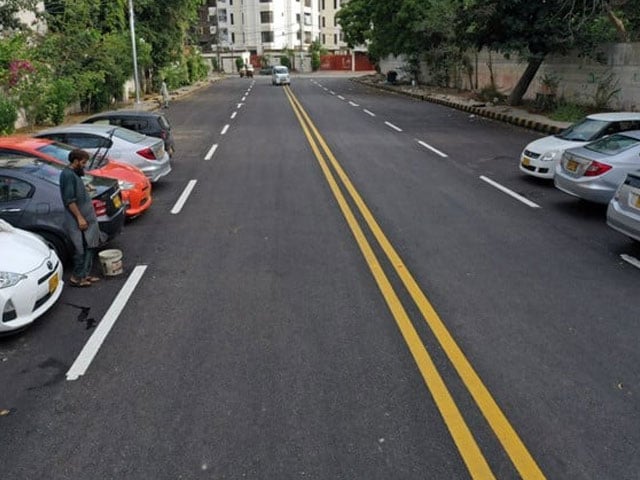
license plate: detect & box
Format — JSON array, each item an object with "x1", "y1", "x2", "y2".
[
  {"x1": 566, "y1": 159, "x2": 579, "y2": 172},
  {"x1": 112, "y1": 194, "x2": 122, "y2": 209},
  {"x1": 521, "y1": 157, "x2": 530, "y2": 167},
  {"x1": 48, "y1": 273, "x2": 59, "y2": 294}
]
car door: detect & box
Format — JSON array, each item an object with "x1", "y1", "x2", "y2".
[{"x1": 0, "y1": 174, "x2": 33, "y2": 227}]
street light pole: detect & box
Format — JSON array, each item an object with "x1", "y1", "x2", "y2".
[{"x1": 128, "y1": 0, "x2": 141, "y2": 104}]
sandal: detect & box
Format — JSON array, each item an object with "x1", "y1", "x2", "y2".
[
  {"x1": 85, "y1": 276, "x2": 101, "y2": 283},
  {"x1": 69, "y1": 277, "x2": 92, "y2": 288}
]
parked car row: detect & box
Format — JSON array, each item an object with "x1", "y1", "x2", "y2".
[
  {"x1": 520, "y1": 113, "x2": 640, "y2": 242},
  {"x1": 0, "y1": 110, "x2": 175, "y2": 334}
]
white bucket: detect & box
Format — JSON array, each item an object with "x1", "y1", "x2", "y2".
[{"x1": 98, "y1": 249, "x2": 123, "y2": 276}]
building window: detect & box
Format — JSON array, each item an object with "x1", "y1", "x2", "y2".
[
  {"x1": 334, "y1": 17, "x2": 337, "y2": 27},
  {"x1": 322, "y1": 33, "x2": 326, "y2": 44},
  {"x1": 334, "y1": 0, "x2": 337, "y2": 8},
  {"x1": 304, "y1": 13, "x2": 311, "y2": 25},
  {"x1": 261, "y1": 31, "x2": 274, "y2": 43},
  {"x1": 230, "y1": 13, "x2": 234, "y2": 25},
  {"x1": 231, "y1": 32, "x2": 235, "y2": 42},
  {"x1": 260, "y1": 11, "x2": 273, "y2": 23},
  {"x1": 322, "y1": 0, "x2": 325, "y2": 9},
  {"x1": 259, "y1": 0, "x2": 272, "y2": 2},
  {"x1": 321, "y1": 16, "x2": 325, "y2": 27},
  {"x1": 334, "y1": 33, "x2": 337, "y2": 44}
]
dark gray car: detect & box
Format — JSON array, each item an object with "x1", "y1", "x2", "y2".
[
  {"x1": 0, "y1": 155, "x2": 125, "y2": 262},
  {"x1": 81, "y1": 110, "x2": 175, "y2": 157}
]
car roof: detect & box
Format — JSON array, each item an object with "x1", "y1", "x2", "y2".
[
  {"x1": 36, "y1": 124, "x2": 120, "y2": 136},
  {"x1": 585, "y1": 112, "x2": 640, "y2": 121},
  {"x1": 0, "y1": 135, "x2": 54, "y2": 149},
  {"x1": 613, "y1": 130, "x2": 640, "y2": 140},
  {"x1": 86, "y1": 110, "x2": 164, "y2": 119}
]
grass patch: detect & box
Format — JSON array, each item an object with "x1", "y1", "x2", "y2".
[{"x1": 550, "y1": 102, "x2": 586, "y2": 122}]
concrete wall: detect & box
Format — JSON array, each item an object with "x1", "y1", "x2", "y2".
[{"x1": 380, "y1": 43, "x2": 640, "y2": 111}]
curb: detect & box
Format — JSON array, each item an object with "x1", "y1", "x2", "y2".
[{"x1": 352, "y1": 79, "x2": 566, "y2": 135}]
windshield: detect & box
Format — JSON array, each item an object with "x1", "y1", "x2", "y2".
[
  {"x1": 584, "y1": 134, "x2": 640, "y2": 155},
  {"x1": 1, "y1": 156, "x2": 64, "y2": 185},
  {"x1": 557, "y1": 118, "x2": 609, "y2": 141},
  {"x1": 274, "y1": 66, "x2": 288, "y2": 74},
  {"x1": 38, "y1": 142, "x2": 107, "y2": 170}
]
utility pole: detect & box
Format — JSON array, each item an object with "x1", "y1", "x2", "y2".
[
  {"x1": 299, "y1": 0, "x2": 304, "y2": 72},
  {"x1": 128, "y1": 0, "x2": 141, "y2": 104}
]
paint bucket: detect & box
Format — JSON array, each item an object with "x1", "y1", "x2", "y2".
[{"x1": 98, "y1": 249, "x2": 123, "y2": 276}]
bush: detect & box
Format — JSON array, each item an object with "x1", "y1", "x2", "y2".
[
  {"x1": 550, "y1": 102, "x2": 586, "y2": 122},
  {"x1": 235, "y1": 57, "x2": 244, "y2": 72},
  {"x1": 311, "y1": 51, "x2": 321, "y2": 72},
  {"x1": 0, "y1": 97, "x2": 17, "y2": 134},
  {"x1": 279, "y1": 55, "x2": 291, "y2": 69}
]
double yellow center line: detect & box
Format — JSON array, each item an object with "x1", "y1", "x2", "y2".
[{"x1": 283, "y1": 86, "x2": 545, "y2": 480}]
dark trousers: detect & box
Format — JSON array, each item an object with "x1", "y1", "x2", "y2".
[{"x1": 72, "y1": 237, "x2": 94, "y2": 279}]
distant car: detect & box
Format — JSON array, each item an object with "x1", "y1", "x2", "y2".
[
  {"x1": 607, "y1": 171, "x2": 640, "y2": 242},
  {"x1": 0, "y1": 155, "x2": 125, "y2": 261},
  {"x1": 272, "y1": 66, "x2": 290, "y2": 86},
  {"x1": 520, "y1": 112, "x2": 640, "y2": 179},
  {"x1": 0, "y1": 136, "x2": 152, "y2": 218},
  {"x1": 34, "y1": 124, "x2": 172, "y2": 183},
  {"x1": 81, "y1": 110, "x2": 175, "y2": 158},
  {"x1": 259, "y1": 66, "x2": 273, "y2": 75},
  {"x1": 0, "y1": 220, "x2": 64, "y2": 334},
  {"x1": 554, "y1": 131, "x2": 640, "y2": 204}
]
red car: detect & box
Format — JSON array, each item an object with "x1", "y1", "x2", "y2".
[{"x1": 0, "y1": 136, "x2": 152, "y2": 218}]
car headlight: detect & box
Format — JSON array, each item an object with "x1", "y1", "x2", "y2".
[
  {"x1": 0, "y1": 272, "x2": 27, "y2": 289},
  {"x1": 540, "y1": 150, "x2": 560, "y2": 162},
  {"x1": 118, "y1": 180, "x2": 136, "y2": 191}
]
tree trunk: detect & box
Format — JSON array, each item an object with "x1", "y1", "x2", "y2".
[
  {"x1": 605, "y1": 4, "x2": 629, "y2": 42},
  {"x1": 507, "y1": 55, "x2": 544, "y2": 106}
]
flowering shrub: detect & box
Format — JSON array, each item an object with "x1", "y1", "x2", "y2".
[{"x1": 8, "y1": 60, "x2": 35, "y2": 87}]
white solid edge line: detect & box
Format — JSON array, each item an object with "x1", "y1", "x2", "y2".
[
  {"x1": 385, "y1": 121, "x2": 403, "y2": 132},
  {"x1": 330, "y1": 91, "x2": 336, "y2": 95},
  {"x1": 363, "y1": 109, "x2": 376, "y2": 117},
  {"x1": 66, "y1": 265, "x2": 148, "y2": 381},
  {"x1": 221, "y1": 124, "x2": 230, "y2": 135},
  {"x1": 204, "y1": 144, "x2": 218, "y2": 161},
  {"x1": 418, "y1": 140, "x2": 448, "y2": 158},
  {"x1": 230, "y1": 111, "x2": 237, "y2": 119},
  {"x1": 621, "y1": 254, "x2": 640, "y2": 269},
  {"x1": 349, "y1": 101, "x2": 360, "y2": 107},
  {"x1": 480, "y1": 175, "x2": 541, "y2": 208},
  {"x1": 338, "y1": 95, "x2": 346, "y2": 100},
  {"x1": 171, "y1": 179, "x2": 198, "y2": 214}
]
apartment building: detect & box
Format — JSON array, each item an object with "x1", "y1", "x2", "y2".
[
  {"x1": 197, "y1": 1, "x2": 353, "y2": 54},
  {"x1": 318, "y1": 0, "x2": 349, "y2": 53}
]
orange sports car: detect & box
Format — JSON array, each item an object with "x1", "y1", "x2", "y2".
[{"x1": 0, "y1": 136, "x2": 152, "y2": 218}]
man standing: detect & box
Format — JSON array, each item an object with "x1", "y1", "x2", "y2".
[
  {"x1": 161, "y1": 80, "x2": 170, "y2": 109},
  {"x1": 60, "y1": 149, "x2": 101, "y2": 287}
]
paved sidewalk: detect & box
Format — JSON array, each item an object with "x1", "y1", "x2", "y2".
[{"x1": 352, "y1": 76, "x2": 573, "y2": 135}]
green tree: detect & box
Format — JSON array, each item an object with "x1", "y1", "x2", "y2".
[{"x1": 460, "y1": 0, "x2": 604, "y2": 105}]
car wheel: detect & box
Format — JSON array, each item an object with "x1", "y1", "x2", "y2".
[{"x1": 35, "y1": 231, "x2": 69, "y2": 264}]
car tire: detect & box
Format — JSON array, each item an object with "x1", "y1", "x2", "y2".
[{"x1": 35, "y1": 231, "x2": 69, "y2": 264}]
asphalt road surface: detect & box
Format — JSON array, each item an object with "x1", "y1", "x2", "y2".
[{"x1": 1, "y1": 74, "x2": 639, "y2": 479}]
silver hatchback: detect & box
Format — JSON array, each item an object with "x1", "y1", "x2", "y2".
[
  {"x1": 34, "y1": 124, "x2": 172, "y2": 182},
  {"x1": 607, "y1": 171, "x2": 640, "y2": 242}
]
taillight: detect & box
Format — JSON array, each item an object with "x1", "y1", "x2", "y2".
[
  {"x1": 92, "y1": 198, "x2": 107, "y2": 216},
  {"x1": 584, "y1": 160, "x2": 612, "y2": 177},
  {"x1": 137, "y1": 147, "x2": 156, "y2": 160}
]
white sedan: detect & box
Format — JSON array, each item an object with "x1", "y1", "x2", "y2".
[{"x1": 0, "y1": 220, "x2": 64, "y2": 334}]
